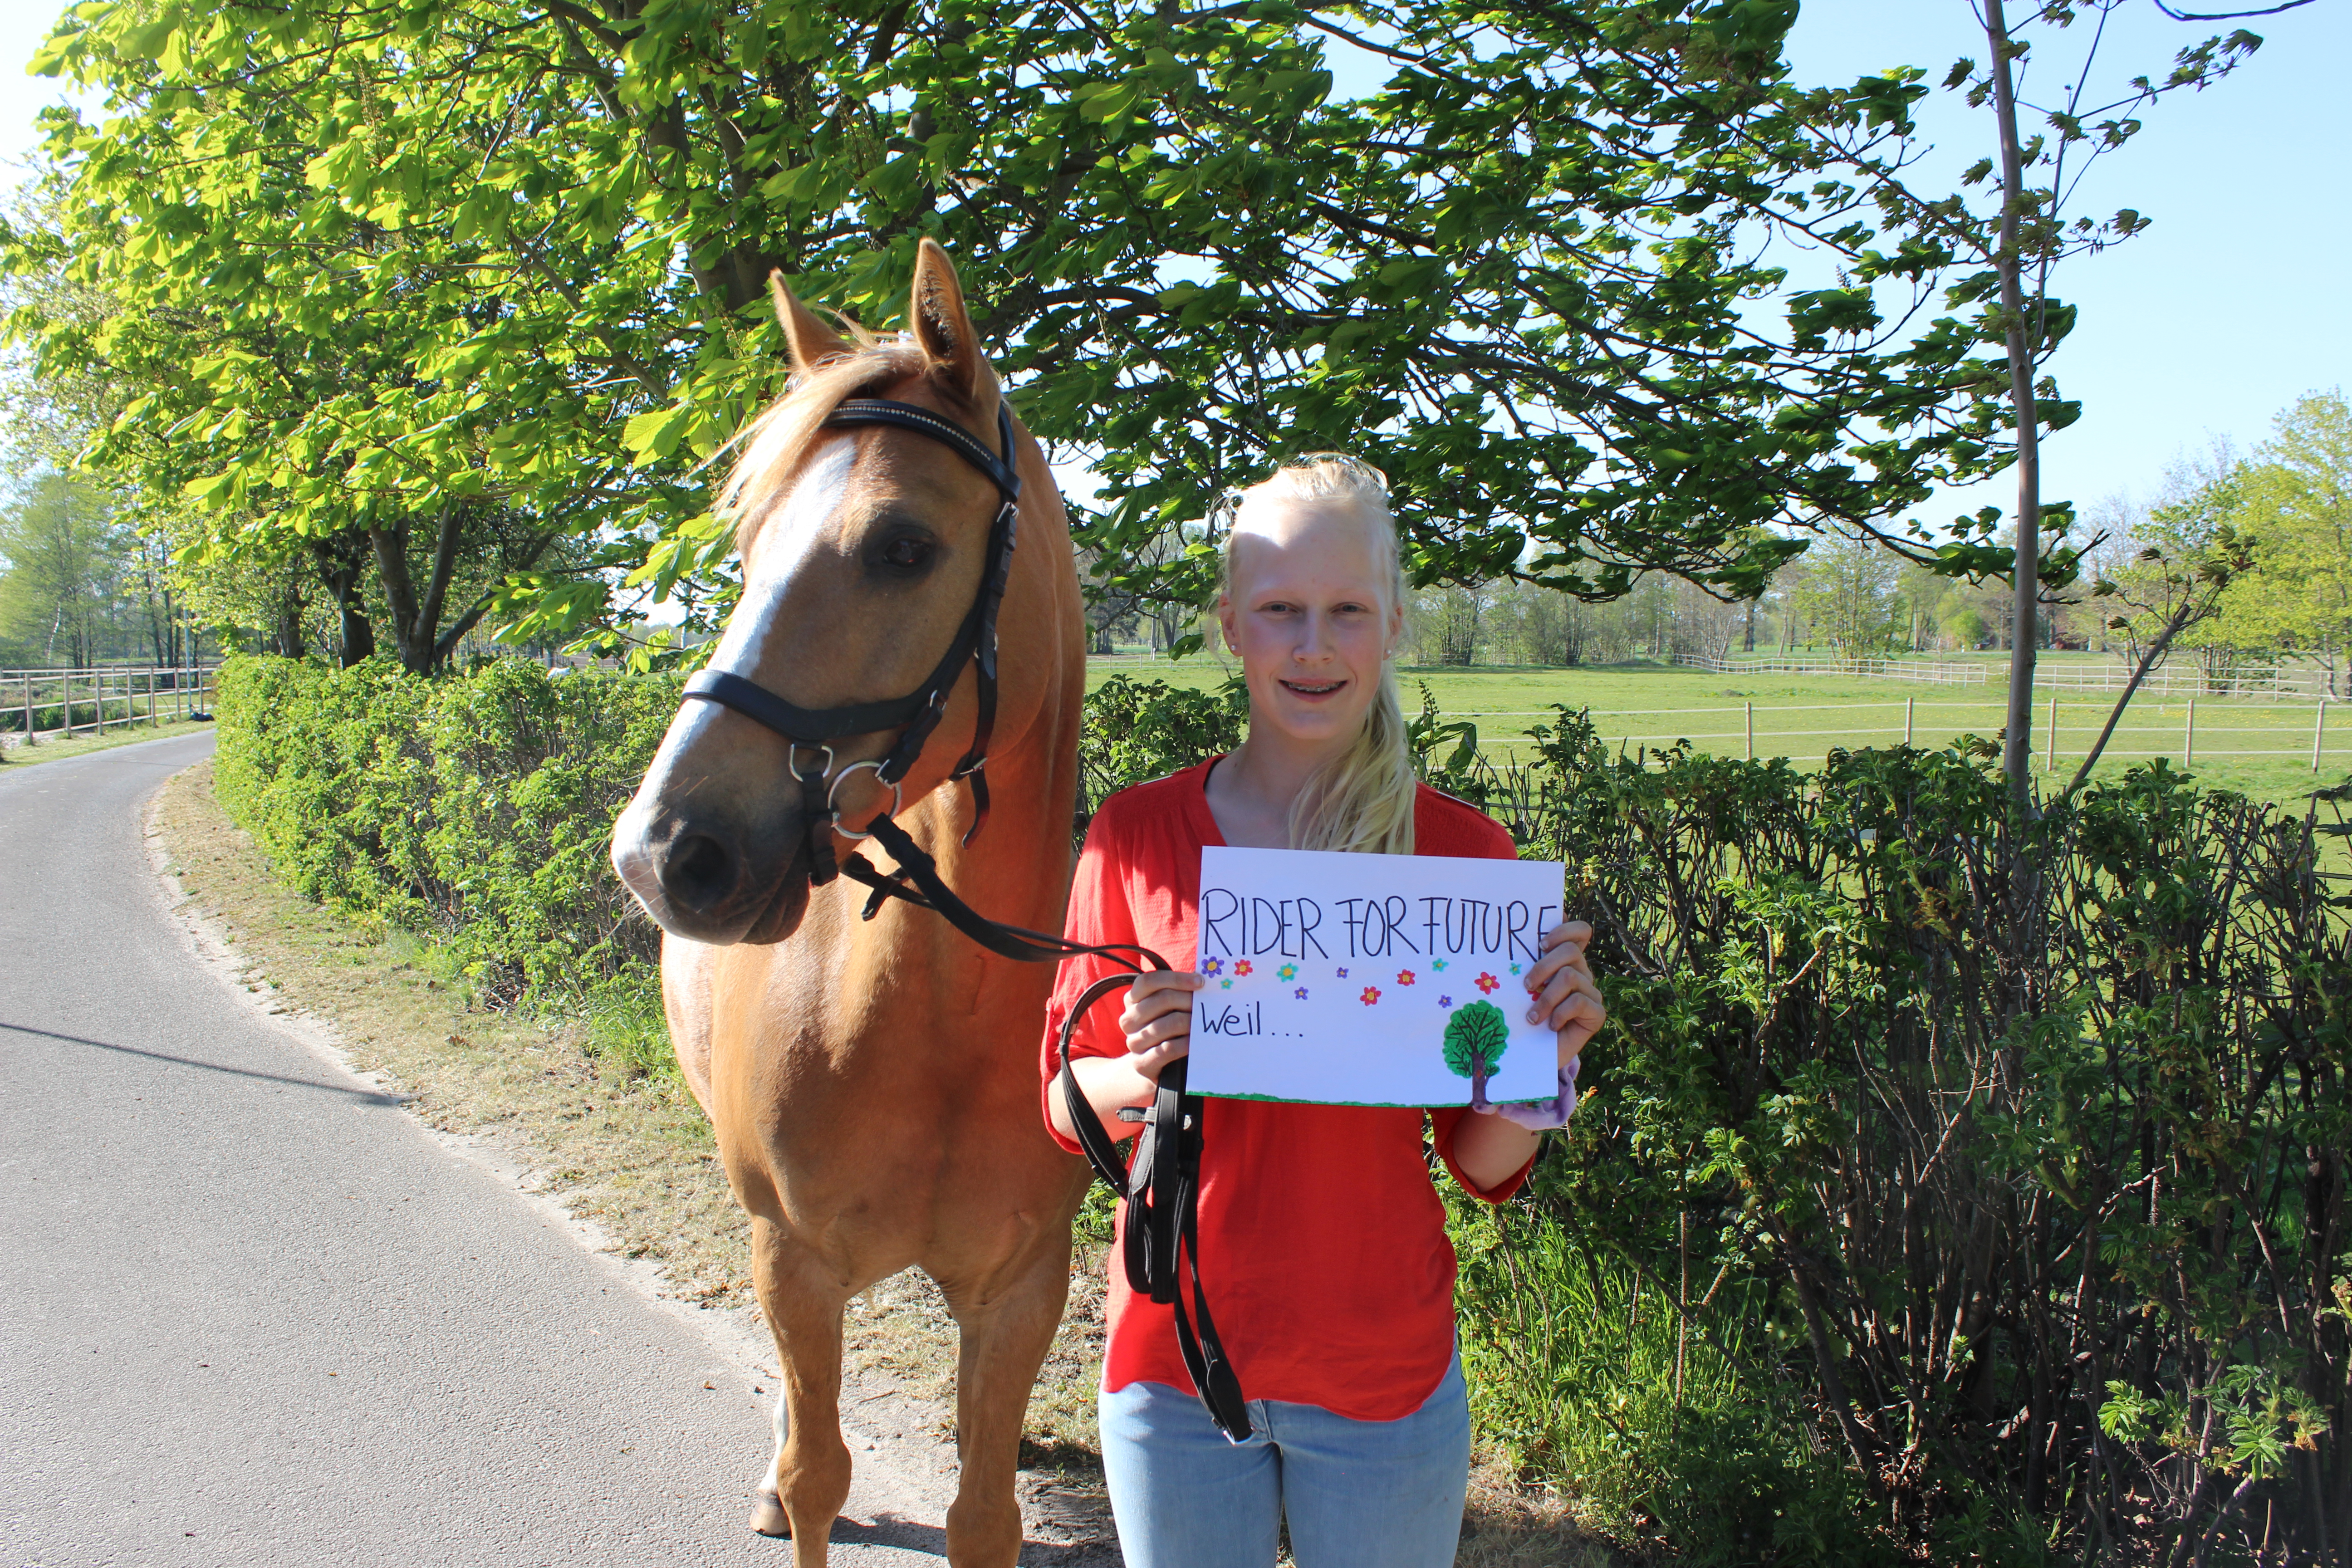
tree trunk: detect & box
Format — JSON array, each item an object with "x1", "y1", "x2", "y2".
[
  {"x1": 1987, "y1": 0, "x2": 2043, "y2": 804},
  {"x1": 275, "y1": 595, "x2": 307, "y2": 660},
  {"x1": 312, "y1": 535, "x2": 376, "y2": 666},
  {"x1": 370, "y1": 506, "x2": 554, "y2": 674},
  {"x1": 372, "y1": 508, "x2": 468, "y2": 674}
]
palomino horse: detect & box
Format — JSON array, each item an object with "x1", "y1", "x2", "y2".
[{"x1": 611, "y1": 240, "x2": 1090, "y2": 1567}]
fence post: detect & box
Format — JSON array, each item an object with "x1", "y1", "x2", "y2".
[
  {"x1": 20, "y1": 671, "x2": 29, "y2": 741},
  {"x1": 2184, "y1": 699, "x2": 2195, "y2": 767},
  {"x1": 2316, "y1": 699, "x2": 2329, "y2": 774},
  {"x1": 1744, "y1": 701, "x2": 1754, "y2": 761},
  {"x1": 2045, "y1": 696, "x2": 2058, "y2": 774},
  {"x1": 1905, "y1": 696, "x2": 1915, "y2": 746}
]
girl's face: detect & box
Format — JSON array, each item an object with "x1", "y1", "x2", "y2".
[{"x1": 1216, "y1": 498, "x2": 1401, "y2": 755}]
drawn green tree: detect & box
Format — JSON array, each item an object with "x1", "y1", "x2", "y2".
[{"x1": 1441, "y1": 1002, "x2": 1509, "y2": 1079}]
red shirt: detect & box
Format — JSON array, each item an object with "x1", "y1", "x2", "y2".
[{"x1": 1039, "y1": 760, "x2": 1534, "y2": 1420}]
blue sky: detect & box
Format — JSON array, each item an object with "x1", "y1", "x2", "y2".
[
  {"x1": 5, "y1": 2, "x2": 2342, "y2": 536},
  {"x1": 1780, "y1": 0, "x2": 2349, "y2": 529}
]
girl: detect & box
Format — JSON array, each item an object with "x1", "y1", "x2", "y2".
[{"x1": 1041, "y1": 454, "x2": 1604, "y2": 1568}]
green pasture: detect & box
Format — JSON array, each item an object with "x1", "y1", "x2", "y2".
[{"x1": 1086, "y1": 652, "x2": 2352, "y2": 804}]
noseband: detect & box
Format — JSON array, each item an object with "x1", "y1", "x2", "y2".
[{"x1": 672, "y1": 393, "x2": 1251, "y2": 1443}]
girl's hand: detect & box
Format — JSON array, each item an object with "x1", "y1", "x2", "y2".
[
  {"x1": 1523, "y1": 920, "x2": 1605, "y2": 1068},
  {"x1": 1118, "y1": 970, "x2": 1204, "y2": 1084},
  {"x1": 1467, "y1": 924, "x2": 1601, "y2": 1134}
]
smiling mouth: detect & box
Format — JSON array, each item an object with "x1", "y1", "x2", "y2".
[{"x1": 1280, "y1": 678, "x2": 1347, "y2": 697}]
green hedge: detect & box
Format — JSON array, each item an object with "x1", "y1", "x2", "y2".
[
  {"x1": 215, "y1": 655, "x2": 681, "y2": 1004},
  {"x1": 214, "y1": 656, "x2": 2352, "y2": 1563},
  {"x1": 1428, "y1": 714, "x2": 2352, "y2": 1566}
]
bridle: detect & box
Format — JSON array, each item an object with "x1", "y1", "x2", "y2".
[
  {"x1": 684, "y1": 397, "x2": 1022, "y2": 887},
  {"x1": 675, "y1": 393, "x2": 1254, "y2": 1441}
]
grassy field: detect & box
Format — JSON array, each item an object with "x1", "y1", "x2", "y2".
[{"x1": 1088, "y1": 652, "x2": 2351, "y2": 804}]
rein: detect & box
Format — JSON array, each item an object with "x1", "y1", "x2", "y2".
[{"x1": 677, "y1": 395, "x2": 1254, "y2": 1441}]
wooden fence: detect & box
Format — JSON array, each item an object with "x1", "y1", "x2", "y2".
[
  {"x1": 1451, "y1": 695, "x2": 2349, "y2": 774},
  {"x1": 1, "y1": 663, "x2": 220, "y2": 745},
  {"x1": 1675, "y1": 653, "x2": 1989, "y2": 685}
]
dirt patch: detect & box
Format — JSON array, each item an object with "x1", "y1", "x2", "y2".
[{"x1": 150, "y1": 756, "x2": 1607, "y2": 1566}]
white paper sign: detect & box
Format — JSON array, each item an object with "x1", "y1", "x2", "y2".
[{"x1": 1184, "y1": 845, "x2": 1567, "y2": 1107}]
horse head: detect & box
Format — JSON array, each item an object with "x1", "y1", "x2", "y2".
[{"x1": 612, "y1": 240, "x2": 1055, "y2": 946}]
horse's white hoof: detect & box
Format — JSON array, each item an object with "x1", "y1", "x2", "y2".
[{"x1": 750, "y1": 1490, "x2": 789, "y2": 1537}]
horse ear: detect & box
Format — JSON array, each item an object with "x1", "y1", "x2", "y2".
[
  {"x1": 770, "y1": 270, "x2": 851, "y2": 374},
  {"x1": 907, "y1": 238, "x2": 984, "y2": 405}
]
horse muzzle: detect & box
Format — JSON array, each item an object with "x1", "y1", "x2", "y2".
[{"x1": 611, "y1": 794, "x2": 820, "y2": 947}]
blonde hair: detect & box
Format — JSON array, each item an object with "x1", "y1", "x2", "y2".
[{"x1": 1222, "y1": 453, "x2": 1416, "y2": 857}]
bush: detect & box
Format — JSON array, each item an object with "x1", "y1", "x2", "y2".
[
  {"x1": 1435, "y1": 714, "x2": 2352, "y2": 1565},
  {"x1": 214, "y1": 655, "x2": 680, "y2": 1010}
]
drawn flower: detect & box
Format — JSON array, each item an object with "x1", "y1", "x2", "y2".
[
  {"x1": 1277, "y1": 964, "x2": 1297, "y2": 981},
  {"x1": 1220, "y1": 978, "x2": 1234, "y2": 990},
  {"x1": 1439, "y1": 995, "x2": 1453, "y2": 1008},
  {"x1": 1509, "y1": 963, "x2": 1522, "y2": 976},
  {"x1": 1235, "y1": 959, "x2": 1254, "y2": 977},
  {"x1": 1336, "y1": 967, "x2": 1349, "y2": 979},
  {"x1": 1431, "y1": 958, "x2": 1448, "y2": 972},
  {"x1": 1475, "y1": 972, "x2": 1501, "y2": 995},
  {"x1": 1294, "y1": 986, "x2": 1309, "y2": 1000},
  {"x1": 1396, "y1": 970, "x2": 1416, "y2": 986},
  {"x1": 1201, "y1": 956, "x2": 1224, "y2": 977},
  {"x1": 1360, "y1": 986, "x2": 1381, "y2": 1006}
]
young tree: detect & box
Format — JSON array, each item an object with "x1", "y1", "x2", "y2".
[{"x1": 1802, "y1": 0, "x2": 2272, "y2": 796}]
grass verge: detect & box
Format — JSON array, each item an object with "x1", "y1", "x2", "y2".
[
  {"x1": 5, "y1": 715, "x2": 219, "y2": 768},
  {"x1": 153, "y1": 755, "x2": 1608, "y2": 1564}
]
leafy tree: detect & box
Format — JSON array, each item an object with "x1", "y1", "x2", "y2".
[
  {"x1": 13, "y1": 0, "x2": 2144, "y2": 676},
  {"x1": 0, "y1": 473, "x2": 128, "y2": 666},
  {"x1": 1791, "y1": 532, "x2": 1906, "y2": 661},
  {"x1": 2215, "y1": 391, "x2": 2352, "y2": 694}
]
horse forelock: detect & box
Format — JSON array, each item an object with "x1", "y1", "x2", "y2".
[{"x1": 719, "y1": 338, "x2": 1001, "y2": 560}]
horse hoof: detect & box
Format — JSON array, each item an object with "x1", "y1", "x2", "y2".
[{"x1": 750, "y1": 1491, "x2": 790, "y2": 1537}]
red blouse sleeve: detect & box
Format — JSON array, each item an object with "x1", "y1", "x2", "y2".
[{"x1": 1037, "y1": 801, "x2": 1145, "y2": 1156}]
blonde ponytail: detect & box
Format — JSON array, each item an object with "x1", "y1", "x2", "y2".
[{"x1": 1223, "y1": 454, "x2": 1416, "y2": 857}]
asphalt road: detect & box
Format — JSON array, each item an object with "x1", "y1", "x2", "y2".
[{"x1": 0, "y1": 733, "x2": 975, "y2": 1568}]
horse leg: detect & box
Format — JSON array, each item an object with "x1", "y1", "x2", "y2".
[
  {"x1": 938, "y1": 1239, "x2": 1074, "y2": 1568},
  {"x1": 749, "y1": 1215, "x2": 854, "y2": 1565}
]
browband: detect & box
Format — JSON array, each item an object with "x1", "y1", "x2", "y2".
[{"x1": 823, "y1": 399, "x2": 1023, "y2": 502}]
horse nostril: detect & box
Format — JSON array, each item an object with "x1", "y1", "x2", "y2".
[{"x1": 665, "y1": 833, "x2": 739, "y2": 915}]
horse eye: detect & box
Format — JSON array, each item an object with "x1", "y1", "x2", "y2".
[{"x1": 880, "y1": 536, "x2": 935, "y2": 571}]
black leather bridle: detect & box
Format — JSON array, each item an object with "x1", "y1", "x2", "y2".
[{"x1": 676, "y1": 394, "x2": 1252, "y2": 1441}]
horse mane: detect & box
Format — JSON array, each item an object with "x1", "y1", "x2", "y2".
[{"x1": 719, "y1": 332, "x2": 999, "y2": 556}]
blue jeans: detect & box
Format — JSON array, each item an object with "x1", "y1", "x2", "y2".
[{"x1": 1098, "y1": 1355, "x2": 1472, "y2": 1568}]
